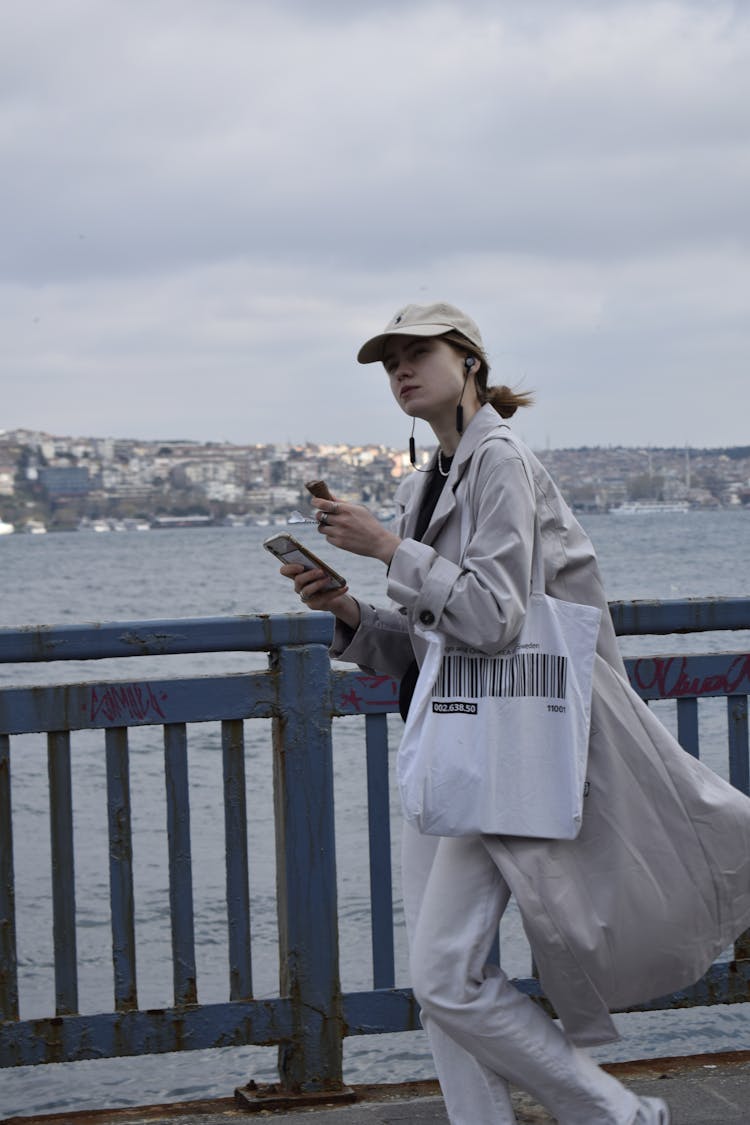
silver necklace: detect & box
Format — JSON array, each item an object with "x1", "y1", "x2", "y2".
[{"x1": 437, "y1": 449, "x2": 452, "y2": 477}]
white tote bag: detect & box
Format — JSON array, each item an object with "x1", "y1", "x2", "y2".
[{"x1": 397, "y1": 452, "x2": 601, "y2": 839}]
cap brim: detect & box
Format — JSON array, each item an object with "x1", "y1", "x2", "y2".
[{"x1": 357, "y1": 323, "x2": 455, "y2": 364}]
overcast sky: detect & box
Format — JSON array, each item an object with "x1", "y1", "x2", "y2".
[{"x1": 2, "y1": 0, "x2": 749, "y2": 452}]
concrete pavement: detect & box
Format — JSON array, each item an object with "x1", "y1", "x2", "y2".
[{"x1": 4, "y1": 1053, "x2": 750, "y2": 1125}]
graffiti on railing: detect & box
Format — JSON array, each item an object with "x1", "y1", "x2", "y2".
[
  {"x1": 633, "y1": 654, "x2": 750, "y2": 699},
  {"x1": 88, "y1": 683, "x2": 168, "y2": 724},
  {"x1": 1, "y1": 607, "x2": 748, "y2": 1084},
  {"x1": 339, "y1": 674, "x2": 399, "y2": 713}
]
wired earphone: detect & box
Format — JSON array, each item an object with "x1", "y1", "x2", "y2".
[{"x1": 409, "y1": 356, "x2": 476, "y2": 472}]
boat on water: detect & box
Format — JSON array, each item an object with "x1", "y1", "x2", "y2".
[
  {"x1": 0, "y1": 519, "x2": 14, "y2": 536},
  {"x1": 150, "y1": 514, "x2": 214, "y2": 529},
  {"x1": 611, "y1": 500, "x2": 690, "y2": 515}
]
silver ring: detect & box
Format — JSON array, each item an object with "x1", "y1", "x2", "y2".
[
  {"x1": 300, "y1": 591, "x2": 309, "y2": 602},
  {"x1": 332, "y1": 502, "x2": 339, "y2": 515},
  {"x1": 319, "y1": 511, "x2": 329, "y2": 526}
]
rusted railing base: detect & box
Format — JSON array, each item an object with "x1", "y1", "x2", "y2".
[{"x1": 234, "y1": 1080, "x2": 356, "y2": 1113}]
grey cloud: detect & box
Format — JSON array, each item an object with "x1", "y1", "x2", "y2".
[
  {"x1": 5, "y1": 1, "x2": 749, "y2": 285},
  {"x1": 1, "y1": 0, "x2": 749, "y2": 451}
]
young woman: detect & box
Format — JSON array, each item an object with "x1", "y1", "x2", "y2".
[{"x1": 280, "y1": 302, "x2": 750, "y2": 1125}]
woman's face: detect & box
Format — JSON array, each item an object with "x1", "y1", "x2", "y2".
[{"x1": 382, "y1": 336, "x2": 477, "y2": 426}]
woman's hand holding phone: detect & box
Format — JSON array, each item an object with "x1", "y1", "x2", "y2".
[
  {"x1": 264, "y1": 525, "x2": 360, "y2": 626},
  {"x1": 279, "y1": 560, "x2": 353, "y2": 618},
  {"x1": 280, "y1": 560, "x2": 361, "y2": 627}
]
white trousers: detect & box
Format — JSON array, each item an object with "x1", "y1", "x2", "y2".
[{"x1": 402, "y1": 824, "x2": 642, "y2": 1125}]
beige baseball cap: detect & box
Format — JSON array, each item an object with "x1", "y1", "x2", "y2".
[{"x1": 357, "y1": 301, "x2": 485, "y2": 364}]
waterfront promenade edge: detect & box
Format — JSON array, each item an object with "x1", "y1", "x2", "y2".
[{"x1": 4, "y1": 1053, "x2": 750, "y2": 1124}]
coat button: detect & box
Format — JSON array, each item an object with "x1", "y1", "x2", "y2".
[{"x1": 419, "y1": 610, "x2": 435, "y2": 626}]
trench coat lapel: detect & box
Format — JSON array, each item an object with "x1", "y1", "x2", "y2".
[{"x1": 420, "y1": 407, "x2": 511, "y2": 547}]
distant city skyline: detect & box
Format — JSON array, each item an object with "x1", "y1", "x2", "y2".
[
  {"x1": 2, "y1": 426, "x2": 748, "y2": 537},
  {"x1": 2, "y1": 2, "x2": 749, "y2": 451},
  {"x1": 3, "y1": 423, "x2": 750, "y2": 456}
]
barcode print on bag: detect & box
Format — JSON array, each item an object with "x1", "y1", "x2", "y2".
[{"x1": 433, "y1": 652, "x2": 568, "y2": 700}]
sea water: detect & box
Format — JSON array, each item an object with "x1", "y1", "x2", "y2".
[{"x1": 1, "y1": 510, "x2": 749, "y2": 1118}]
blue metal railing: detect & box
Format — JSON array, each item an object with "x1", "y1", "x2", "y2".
[{"x1": 0, "y1": 599, "x2": 748, "y2": 1093}]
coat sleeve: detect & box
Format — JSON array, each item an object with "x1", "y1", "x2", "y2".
[
  {"x1": 387, "y1": 450, "x2": 535, "y2": 653},
  {"x1": 330, "y1": 599, "x2": 417, "y2": 679},
  {"x1": 327, "y1": 473, "x2": 421, "y2": 678}
]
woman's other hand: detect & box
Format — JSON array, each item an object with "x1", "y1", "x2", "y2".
[{"x1": 312, "y1": 498, "x2": 400, "y2": 565}]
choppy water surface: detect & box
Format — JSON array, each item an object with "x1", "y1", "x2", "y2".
[{"x1": 1, "y1": 510, "x2": 749, "y2": 1117}]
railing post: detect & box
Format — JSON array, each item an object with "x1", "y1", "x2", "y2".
[
  {"x1": 364, "y1": 714, "x2": 395, "y2": 989},
  {"x1": 48, "y1": 731, "x2": 78, "y2": 1016},
  {"x1": 105, "y1": 728, "x2": 138, "y2": 1011},
  {"x1": 0, "y1": 735, "x2": 19, "y2": 1021},
  {"x1": 163, "y1": 723, "x2": 197, "y2": 1007},
  {"x1": 728, "y1": 693, "x2": 750, "y2": 963},
  {"x1": 271, "y1": 641, "x2": 344, "y2": 1093},
  {"x1": 222, "y1": 719, "x2": 253, "y2": 1002},
  {"x1": 728, "y1": 694, "x2": 750, "y2": 796}
]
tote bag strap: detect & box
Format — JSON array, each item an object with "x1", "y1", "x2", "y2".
[{"x1": 459, "y1": 425, "x2": 545, "y2": 594}]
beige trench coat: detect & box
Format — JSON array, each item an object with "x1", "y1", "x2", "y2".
[{"x1": 334, "y1": 404, "x2": 750, "y2": 1045}]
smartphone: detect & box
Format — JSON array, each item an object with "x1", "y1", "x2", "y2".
[
  {"x1": 305, "y1": 479, "x2": 334, "y2": 501},
  {"x1": 263, "y1": 533, "x2": 347, "y2": 591}
]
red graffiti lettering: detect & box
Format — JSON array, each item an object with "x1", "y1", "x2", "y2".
[
  {"x1": 632, "y1": 655, "x2": 750, "y2": 699},
  {"x1": 340, "y1": 675, "x2": 398, "y2": 713},
  {"x1": 89, "y1": 683, "x2": 168, "y2": 723},
  {"x1": 355, "y1": 675, "x2": 397, "y2": 693},
  {"x1": 633, "y1": 657, "x2": 675, "y2": 695},
  {"x1": 341, "y1": 687, "x2": 364, "y2": 711}
]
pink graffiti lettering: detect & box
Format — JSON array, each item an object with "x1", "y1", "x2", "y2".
[
  {"x1": 340, "y1": 675, "x2": 398, "y2": 713},
  {"x1": 633, "y1": 655, "x2": 750, "y2": 698},
  {"x1": 341, "y1": 687, "x2": 364, "y2": 711},
  {"x1": 355, "y1": 675, "x2": 397, "y2": 692},
  {"x1": 89, "y1": 683, "x2": 168, "y2": 723}
]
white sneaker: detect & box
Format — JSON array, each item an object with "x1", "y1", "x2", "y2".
[{"x1": 635, "y1": 1095, "x2": 671, "y2": 1124}]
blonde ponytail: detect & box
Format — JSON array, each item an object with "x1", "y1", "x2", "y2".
[{"x1": 484, "y1": 384, "x2": 534, "y2": 419}]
